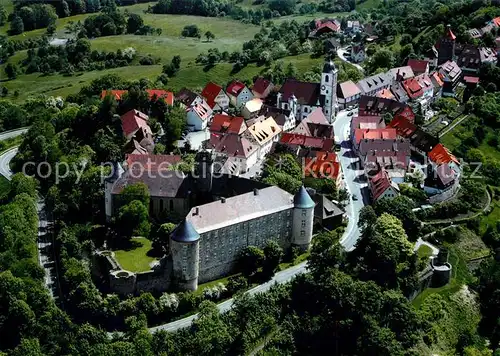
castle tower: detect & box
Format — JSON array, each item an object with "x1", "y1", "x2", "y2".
[
  {"x1": 320, "y1": 58, "x2": 338, "y2": 124},
  {"x1": 437, "y1": 25, "x2": 456, "y2": 66},
  {"x1": 170, "y1": 219, "x2": 200, "y2": 291},
  {"x1": 194, "y1": 150, "x2": 213, "y2": 193},
  {"x1": 104, "y1": 162, "x2": 124, "y2": 222},
  {"x1": 291, "y1": 186, "x2": 315, "y2": 251}
]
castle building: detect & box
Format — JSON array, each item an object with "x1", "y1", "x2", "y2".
[
  {"x1": 277, "y1": 59, "x2": 338, "y2": 123},
  {"x1": 105, "y1": 153, "x2": 316, "y2": 292},
  {"x1": 170, "y1": 186, "x2": 315, "y2": 290},
  {"x1": 436, "y1": 25, "x2": 456, "y2": 66}
]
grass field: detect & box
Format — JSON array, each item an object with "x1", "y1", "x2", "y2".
[
  {"x1": 113, "y1": 237, "x2": 156, "y2": 272},
  {"x1": 356, "y1": 0, "x2": 381, "y2": 10},
  {"x1": 1, "y1": 53, "x2": 322, "y2": 101},
  {"x1": 417, "y1": 244, "x2": 433, "y2": 259}
]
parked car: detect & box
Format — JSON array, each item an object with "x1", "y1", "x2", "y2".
[
  {"x1": 353, "y1": 194, "x2": 358, "y2": 201},
  {"x1": 348, "y1": 111, "x2": 354, "y2": 116}
]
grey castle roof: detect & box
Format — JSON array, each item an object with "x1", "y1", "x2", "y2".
[
  {"x1": 323, "y1": 60, "x2": 336, "y2": 73},
  {"x1": 171, "y1": 219, "x2": 200, "y2": 243},
  {"x1": 187, "y1": 186, "x2": 294, "y2": 234},
  {"x1": 294, "y1": 186, "x2": 315, "y2": 209}
]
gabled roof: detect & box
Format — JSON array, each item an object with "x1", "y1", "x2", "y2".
[
  {"x1": 211, "y1": 114, "x2": 246, "y2": 134},
  {"x1": 279, "y1": 79, "x2": 321, "y2": 106},
  {"x1": 430, "y1": 71, "x2": 444, "y2": 88},
  {"x1": 201, "y1": 82, "x2": 224, "y2": 108},
  {"x1": 227, "y1": 80, "x2": 247, "y2": 97},
  {"x1": 304, "y1": 151, "x2": 341, "y2": 180},
  {"x1": 389, "y1": 66, "x2": 415, "y2": 80},
  {"x1": 428, "y1": 143, "x2": 459, "y2": 166},
  {"x1": 415, "y1": 73, "x2": 433, "y2": 92},
  {"x1": 146, "y1": 89, "x2": 174, "y2": 105},
  {"x1": 387, "y1": 115, "x2": 417, "y2": 138},
  {"x1": 176, "y1": 88, "x2": 200, "y2": 106},
  {"x1": 354, "y1": 128, "x2": 397, "y2": 144},
  {"x1": 120, "y1": 109, "x2": 151, "y2": 137},
  {"x1": 464, "y1": 76, "x2": 480, "y2": 84},
  {"x1": 294, "y1": 121, "x2": 334, "y2": 138},
  {"x1": 188, "y1": 101, "x2": 212, "y2": 121},
  {"x1": 492, "y1": 17, "x2": 500, "y2": 27},
  {"x1": 402, "y1": 77, "x2": 423, "y2": 99},
  {"x1": 252, "y1": 77, "x2": 272, "y2": 95},
  {"x1": 209, "y1": 132, "x2": 258, "y2": 158},
  {"x1": 245, "y1": 116, "x2": 281, "y2": 146},
  {"x1": 358, "y1": 96, "x2": 407, "y2": 116},
  {"x1": 280, "y1": 133, "x2": 334, "y2": 151},
  {"x1": 258, "y1": 105, "x2": 292, "y2": 128},
  {"x1": 369, "y1": 169, "x2": 397, "y2": 200},
  {"x1": 304, "y1": 107, "x2": 329, "y2": 125},
  {"x1": 337, "y1": 80, "x2": 361, "y2": 99},
  {"x1": 314, "y1": 194, "x2": 344, "y2": 220},
  {"x1": 356, "y1": 73, "x2": 393, "y2": 94},
  {"x1": 439, "y1": 61, "x2": 462, "y2": 81},
  {"x1": 407, "y1": 59, "x2": 429, "y2": 74},
  {"x1": 351, "y1": 115, "x2": 385, "y2": 131}
]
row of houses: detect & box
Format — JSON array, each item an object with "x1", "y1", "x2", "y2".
[{"x1": 350, "y1": 96, "x2": 460, "y2": 203}]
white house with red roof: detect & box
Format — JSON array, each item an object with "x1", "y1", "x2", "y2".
[
  {"x1": 186, "y1": 100, "x2": 213, "y2": 131},
  {"x1": 201, "y1": 82, "x2": 230, "y2": 111},
  {"x1": 369, "y1": 169, "x2": 400, "y2": 202},
  {"x1": 226, "y1": 80, "x2": 253, "y2": 108},
  {"x1": 244, "y1": 116, "x2": 282, "y2": 160},
  {"x1": 100, "y1": 89, "x2": 174, "y2": 105},
  {"x1": 252, "y1": 77, "x2": 274, "y2": 99}
]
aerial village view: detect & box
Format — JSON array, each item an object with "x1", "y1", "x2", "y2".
[{"x1": 2, "y1": 0, "x2": 500, "y2": 354}]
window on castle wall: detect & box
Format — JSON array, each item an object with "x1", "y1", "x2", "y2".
[
  {"x1": 302, "y1": 209, "x2": 307, "y2": 217},
  {"x1": 301, "y1": 230, "x2": 305, "y2": 237},
  {"x1": 325, "y1": 75, "x2": 330, "y2": 83},
  {"x1": 301, "y1": 220, "x2": 306, "y2": 228}
]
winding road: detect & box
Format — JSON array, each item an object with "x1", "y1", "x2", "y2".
[
  {"x1": 0, "y1": 129, "x2": 59, "y2": 299},
  {"x1": 337, "y1": 47, "x2": 365, "y2": 73}
]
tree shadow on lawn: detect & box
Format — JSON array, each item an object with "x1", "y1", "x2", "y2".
[{"x1": 110, "y1": 237, "x2": 144, "y2": 251}]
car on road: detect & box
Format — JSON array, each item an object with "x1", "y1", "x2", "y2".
[
  {"x1": 352, "y1": 194, "x2": 358, "y2": 201},
  {"x1": 442, "y1": 121, "x2": 449, "y2": 126},
  {"x1": 347, "y1": 111, "x2": 354, "y2": 116}
]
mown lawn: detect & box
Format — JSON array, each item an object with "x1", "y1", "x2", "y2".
[
  {"x1": 113, "y1": 237, "x2": 156, "y2": 273},
  {"x1": 1, "y1": 53, "x2": 323, "y2": 101},
  {"x1": 417, "y1": 244, "x2": 433, "y2": 259},
  {"x1": 356, "y1": 0, "x2": 381, "y2": 10}
]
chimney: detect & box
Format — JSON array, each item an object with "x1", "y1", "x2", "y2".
[
  {"x1": 193, "y1": 207, "x2": 199, "y2": 216},
  {"x1": 221, "y1": 197, "x2": 226, "y2": 203},
  {"x1": 253, "y1": 188, "x2": 259, "y2": 195}
]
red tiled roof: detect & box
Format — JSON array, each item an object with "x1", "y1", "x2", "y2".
[
  {"x1": 209, "y1": 132, "x2": 257, "y2": 158},
  {"x1": 402, "y1": 77, "x2": 423, "y2": 99},
  {"x1": 189, "y1": 101, "x2": 212, "y2": 121},
  {"x1": 227, "y1": 80, "x2": 246, "y2": 96},
  {"x1": 304, "y1": 107, "x2": 329, "y2": 125},
  {"x1": 369, "y1": 169, "x2": 393, "y2": 200},
  {"x1": 446, "y1": 26, "x2": 456, "y2": 40},
  {"x1": 407, "y1": 59, "x2": 429, "y2": 74},
  {"x1": 387, "y1": 116, "x2": 417, "y2": 138},
  {"x1": 252, "y1": 77, "x2": 272, "y2": 95},
  {"x1": 492, "y1": 17, "x2": 500, "y2": 27},
  {"x1": 125, "y1": 154, "x2": 182, "y2": 172},
  {"x1": 430, "y1": 71, "x2": 444, "y2": 87},
  {"x1": 354, "y1": 128, "x2": 396, "y2": 144},
  {"x1": 210, "y1": 114, "x2": 246, "y2": 134},
  {"x1": 120, "y1": 109, "x2": 150, "y2": 137},
  {"x1": 428, "y1": 143, "x2": 459, "y2": 166},
  {"x1": 201, "y1": 82, "x2": 224, "y2": 108},
  {"x1": 280, "y1": 133, "x2": 334, "y2": 151},
  {"x1": 305, "y1": 151, "x2": 341, "y2": 180},
  {"x1": 395, "y1": 106, "x2": 415, "y2": 124},
  {"x1": 101, "y1": 90, "x2": 127, "y2": 100},
  {"x1": 146, "y1": 89, "x2": 174, "y2": 105},
  {"x1": 415, "y1": 73, "x2": 433, "y2": 92}
]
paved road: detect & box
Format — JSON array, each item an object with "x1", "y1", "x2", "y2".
[
  {"x1": 336, "y1": 47, "x2": 365, "y2": 73},
  {"x1": 149, "y1": 261, "x2": 307, "y2": 333},
  {"x1": 0, "y1": 127, "x2": 28, "y2": 141},
  {"x1": 0, "y1": 130, "x2": 59, "y2": 300},
  {"x1": 333, "y1": 109, "x2": 366, "y2": 251}
]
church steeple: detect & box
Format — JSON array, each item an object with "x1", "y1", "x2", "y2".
[{"x1": 320, "y1": 56, "x2": 338, "y2": 124}]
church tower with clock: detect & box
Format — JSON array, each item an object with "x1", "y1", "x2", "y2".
[{"x1": 320, "y1": 58, "x2": 338, "y2": 124}]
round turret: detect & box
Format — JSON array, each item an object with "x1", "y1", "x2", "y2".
[
  {"x1": 170, "y1": 219, "x2": 200, "y2": 291},
  {"x1": 292, "y1": 186, "x2": 315, "y2": 251}
]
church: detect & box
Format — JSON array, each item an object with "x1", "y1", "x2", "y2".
[{"x1": 276, "y1": 59, "x2": 338, "y2": 123}]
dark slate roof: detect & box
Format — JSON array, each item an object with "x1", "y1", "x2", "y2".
[
  {"x1": 314, "y1": 195, "x2": 344, "y2": 220},
  {"x1": 409, "y1": 129, "x2": 439, "y2": 153},
  {"x1": 323, "y1": 60, "x2": 336, "y2": 73},
  {"x1": 112, "y1": 170, "x2": 193, "y2": 198},
  {"x1": 294, "y1": 186, "x2": 315, "y2": 209},
  {"x1": 279, "y1": 79, "x2": 322, "y2": 106},
  {"x1": 176, "y1": 88, "x2": 199, "y2": 106},
  {"x1": 171, "y1": 219, "x2": 200, "y2": 243}
]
